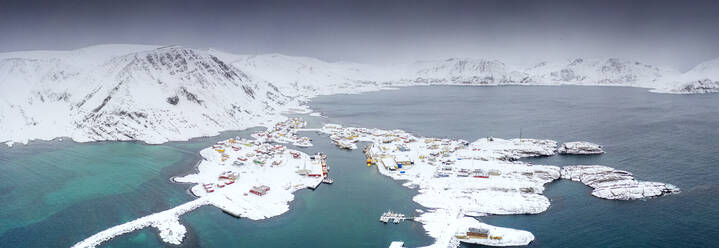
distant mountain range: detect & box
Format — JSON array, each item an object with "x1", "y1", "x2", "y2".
[{"x1": 1, "y1": 44, "x2": 717, "y2": 145}]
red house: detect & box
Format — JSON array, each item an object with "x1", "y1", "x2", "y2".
[{"x1": 250, "y1": 185, "x2": 271, "y2": 196}]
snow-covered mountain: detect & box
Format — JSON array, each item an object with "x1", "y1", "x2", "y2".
[
  {"x1": 222, "y1": 53, "x2": 388, "y2": 98},
  {"x1": 0, "y1": 45, "x2": 294, "y2": 145},
  {"x1": 526, "y1": 58, "x2": 680, "y2": 87},
  {"x1": 655, "y1": 58, "x2": 719, "y2": 94},
  {"x1": 395, "y1": 58, "x2": 532, "y2": 84},
  {"x1": 1, "y1": 44, "x2": 717, "y2": 145}
]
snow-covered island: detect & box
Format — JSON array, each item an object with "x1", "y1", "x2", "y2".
[
  {"x1": 321, "y1": 124, "x2": 558, "y2": 247},
  {"x1": 72, "y1": 118, "x2": 330, "y2": 248},
  {"x1": 557, "y1": 141, "x2": 604, "y2": 155},
  {"x1": 319, "y1": 123, "x2": 679, "y2": 247},
  {"x1": 561, "y1": 165, "x2": 680, "y2": 200}
]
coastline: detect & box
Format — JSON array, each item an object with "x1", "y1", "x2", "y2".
[{"x1": 2, "y1": 83, "x2": 714, "y2": 149}]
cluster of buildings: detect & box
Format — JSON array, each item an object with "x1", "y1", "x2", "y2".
[
  {"x1": 321, "y1": 124, "x2": 554, "y2": 188},
  {"x1": 201, "y1": 171, "x2": 238, "y2": 193},
  {"x1": 252, "y1": 118, "x2": 312, "y2": 147},
  {"x1": 354, "y1": 132, "x2": 484, "y2": 180},
  {"x1": 321, "y1": 123, "x2": 559, "y2": 247},
  {"x1": 294, "y1": 152, "x2": 332, "y2": 187},
  {"x1": 214, "y1": 137, "x2": 294, "y2": 168},
  {"x1": 201, "y1": 135, "x2": 312, "y2": 196},
  {"x1": 325, "y1": 124, "x2": 416, "y2": 150}
]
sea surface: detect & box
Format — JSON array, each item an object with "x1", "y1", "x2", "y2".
[{"x1": 1, "y1": 85, "x2": 717, "y2": 247}]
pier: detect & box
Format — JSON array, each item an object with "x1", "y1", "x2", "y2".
[{"x1": 379, "y1": 211, "x2": 414, "y2": 224}]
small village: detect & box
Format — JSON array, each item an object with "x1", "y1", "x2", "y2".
[
  {"x1": 251, "y1": 117, "x2": 313, "y2": 147},
  {"x1": 190, "y1": 135, "x2": 330, "y2": 196},
  {"x1": 173, "y1": 118, "x2": 332, "y2": 220},
  {"x1": 320, "y1": 123, "x2": 560, "y2": 247}
]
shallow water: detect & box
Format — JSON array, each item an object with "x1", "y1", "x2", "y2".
[
  {"x1": 0, "y1": 130, "x2": 257, "y2": 248},
  {"x1": 1, "y1": 85, "x2": 717, "y2": 247}
]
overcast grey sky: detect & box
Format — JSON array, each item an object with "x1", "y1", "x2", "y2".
[{"x1": 1, "y1": 0, "x2": 718, "y2": 71}]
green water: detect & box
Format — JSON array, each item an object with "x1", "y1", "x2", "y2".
[
  {"x1": 0, "y1": 130, "x2": 257, "y2": 247},
  {"x1": 0, "y1": 142, "x2": 180, "y2": 233}
]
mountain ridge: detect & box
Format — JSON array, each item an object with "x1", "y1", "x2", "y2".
[{"x1": 1, "y1": 44, "x2": 717, "y2": 145}]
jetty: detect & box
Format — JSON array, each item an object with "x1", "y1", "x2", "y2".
[{"x1": 379, "y1": 210, "x2": 413, "y2": 224}]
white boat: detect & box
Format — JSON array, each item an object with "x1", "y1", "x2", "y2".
[{"x1": 389, "y1": 241, "x2": 405, "y2": 248}]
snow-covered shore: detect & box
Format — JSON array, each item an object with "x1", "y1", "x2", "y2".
[
  {"x1": 319, "y1": 123, "x2": 680, "y2": 247},
  {"x1": 558, "y1": 141, "x2": 604, "y2": 155},
  {"x1": 320, "y1": 124, "x2": 560, "y2": 247},
  {"x1": 561, "y1": 165, "x2": 680, "y2": 200}
]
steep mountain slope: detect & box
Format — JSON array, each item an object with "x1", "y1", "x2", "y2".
[{"x1": 0, "y1": 45, "x2": 293, "y2": 145}]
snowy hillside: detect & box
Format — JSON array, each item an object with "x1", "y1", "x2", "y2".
[
  {"x1": 225, "y1": 53, "x2": 389, "y2": 98},
  {"x1": 395, "y1": 58, "x2": 532, "y2": 85},
  {"x1": 526, "y1": 58, "x2": 680, "y2": 87},
  {"x1": 0, "y1": 45, "x2": 294, "y2": 145},
  {"x1": 1, "y1": 44, "x2": 718, "y2": 145},
  {"x1": 655, "y1": 58, "x2": 719, "y2": 94}
]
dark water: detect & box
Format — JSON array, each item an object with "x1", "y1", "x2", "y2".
[
  {"x1": 309, "y1": 85, "x2": 719, "y2": 248},
  {"x1": 1, "y1": 85, "x2": 717, "y2": 248}
]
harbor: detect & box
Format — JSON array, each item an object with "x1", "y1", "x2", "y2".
[
  {"x1": 320, "y1": 123, "x2": 558, "y2": 247},
  {"x1": 72, "y1": 118, "x2": 333, "y2": 247}
]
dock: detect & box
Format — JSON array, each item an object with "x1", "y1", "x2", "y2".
[
  {"x1": 307, "y1": 180, "x2": 322, "y2": 190},
  {"x1": 379, "y1": 210, "x2": 414, "y2": 224}
]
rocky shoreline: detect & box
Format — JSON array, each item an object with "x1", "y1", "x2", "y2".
[
  {"x1": 558, "y1": 141, "x2": 604, "y2": 155},
  {"x1": 561, "y1": 165, "x2": 680, "y2": 200}
]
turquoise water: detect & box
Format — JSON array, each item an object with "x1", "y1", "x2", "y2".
[
  {"x1": 1, "y1": 85, "x2": 717, "y2": 247},
  {"x1": 0, "y1": 130, "x2": 257, "y2": 248}
]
